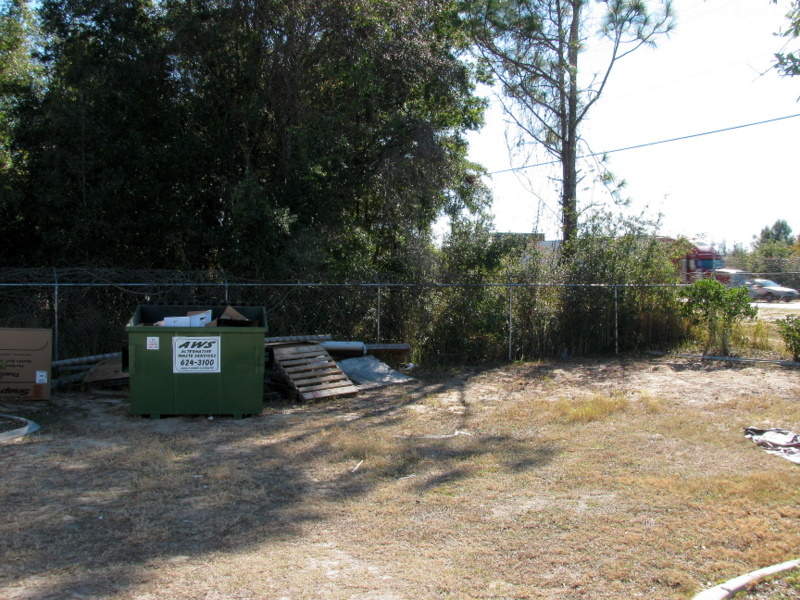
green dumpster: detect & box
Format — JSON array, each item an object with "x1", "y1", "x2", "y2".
[{"x1": 126, "y1": 305, "x2": 267, "y2": 418}]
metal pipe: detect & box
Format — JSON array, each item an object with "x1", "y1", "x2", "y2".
[
  {"x1": 52, "y1": 352, "x2": 121, "y2": 368},
  {"x1": 647, "y1": 350, "x2": 800, "y2": 367},
  {"x1": 320, "y1": 341, "x2": 367, "y2": 355}
]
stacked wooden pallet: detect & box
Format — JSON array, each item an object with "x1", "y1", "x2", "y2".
[
  {"x1": 84, "y1": 357, "x2": 129, "y2": 387},
  {"x1": 271, "y1": 343, "x2": 358, "y2": 401}
]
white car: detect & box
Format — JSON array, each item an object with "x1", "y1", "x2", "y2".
[{"x1": 745, "y1": 279, "x2": 799, "y2": 302}]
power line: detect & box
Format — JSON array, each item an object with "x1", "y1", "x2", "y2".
[{"x1": 487, "y1": 113, "x2": 800, "y2": 175}]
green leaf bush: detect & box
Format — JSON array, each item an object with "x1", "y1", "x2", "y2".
[
  {"x1": 777, "y1": 316, "x2": 800, "y2": 362},
  {"x1": 681, "y1": 279, "x2": 757, "y2": 356}
]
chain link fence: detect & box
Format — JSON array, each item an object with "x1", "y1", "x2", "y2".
[{"x1": 0, "y1": 267, "x2": 792, "y2": 364}]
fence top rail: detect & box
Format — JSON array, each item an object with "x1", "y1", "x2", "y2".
[
  {"x1": 1, "y1": 267, "x2": 798, "y2": 287},
  {"x1": 0, "y1": 281, "x2": 704, "y2": 289}
]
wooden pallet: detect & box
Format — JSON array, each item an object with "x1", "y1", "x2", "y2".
[
  {"x1": 83, "y1": 357, "x2": 129, "y2": 387},
  {"x1": 271, "y1": 343, "x2": 358, "y2": 401}
]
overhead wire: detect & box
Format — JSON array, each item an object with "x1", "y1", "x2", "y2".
[
  {"x1": 482, "y1": 0, "x2": 794, "y2": 177},
  {"x1": 486, "y1": 112, "x2": 800, "y2": 175}
]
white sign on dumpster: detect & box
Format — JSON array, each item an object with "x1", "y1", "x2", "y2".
[{"x1": 172, "y1": 337, "x2": 221, "y2": 373}]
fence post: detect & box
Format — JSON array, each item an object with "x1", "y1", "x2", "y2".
[
  {"x1": 376, "y1": 276, "x2": 382, "y2": 344},
  {"x1": 52, "y1": 268, "x2": 59, "y2": 363},
  {"x1": 614, "y1": 285, "x2": 619, "y2": 356},
  {"x1": 508, "y1": 284, "x2": 514, "y2": 362},
  {"x1": 220, "y1": 268, "x2": 229, "y2": 303}
]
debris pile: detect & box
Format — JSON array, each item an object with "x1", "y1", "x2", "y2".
[{"x1": 53, "y1": 334, "x2": 412, "y2": 403}]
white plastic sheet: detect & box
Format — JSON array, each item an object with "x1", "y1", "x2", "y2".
[
  {"x1": 744, "y1": 427, "x2": 800, "y2": 464},
  {"x1": 338, "y1": 355, "x2": 414, "y2": 390}
]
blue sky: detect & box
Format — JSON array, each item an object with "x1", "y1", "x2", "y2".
[{"x1": 467, "y1": 0, "x2": 800, "y2": 249}]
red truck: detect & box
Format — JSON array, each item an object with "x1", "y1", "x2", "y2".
[
  {"x1": 678, "y1": 241, "x2": 723, "y2": 283},
  {"x1": 676, "y1": 241, "x2": 744, "y2": 285}
]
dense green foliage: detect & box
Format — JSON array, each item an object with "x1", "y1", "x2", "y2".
[
  {"x1": 0, "y1": 0, "x2": 691, "y2": 363},
  {"x1": 751, "y1": 220, "x2": 797, "y2": 266},
  {"x1": 414, "y1": 211, "x2": 685, "y2": 362},
  {"x1": 560, "y1": 211, "x2": 684, "y2": 355},
  {"x1": 0, "y1": 0, "x2": 487, "y2": 279},
  {"x1": 757, "y1": 219, "x2": 795, "y2": 246},
  {"x1": 681, "y1": 278, "x2": 757, "y2": 356},
  {"x1": 6, "y1": 1, "x2": 794, "y2": 366},
  {"x1": 777, "y1": 315, "x2": 800, "y2": 362},
  {"x1": 417, "y1": 216, "x2": 528, "y2": 361},
  {"x1": 0, "y1": 1, "x2": 40, "y2": 180}
]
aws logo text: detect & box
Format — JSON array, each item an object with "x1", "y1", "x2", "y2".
[{"x1": 176, "y1": 341, "x2": 216, "y2": 349}]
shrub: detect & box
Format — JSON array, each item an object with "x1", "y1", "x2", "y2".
[
  {"x1": 561, "y1": 211, "x2": 685, "y2": 355},
  {"x1": 777, "y1": 315, "x2": 800, "y2": 362},
  {"x1": 681, "y1": 279, "x2": 757, "y2": 356}
]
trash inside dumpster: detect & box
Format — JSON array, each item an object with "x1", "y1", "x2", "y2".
[{"x1": 126, "y1": 305, "x2": 267, "y2": 419}]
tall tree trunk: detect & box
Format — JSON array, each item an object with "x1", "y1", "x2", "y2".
[{"x1": 561, "y1": 0, "x2": 581, "y2": 246}]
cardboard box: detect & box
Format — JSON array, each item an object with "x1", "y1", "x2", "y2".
[
  {"x1": 218, "y1": 305, "x2": 259, "y2": 327},
  {"x1": 137, "y1": 306, "x2": 261, "y2": 328},
  {"x1": 0, "y1": 328, "x2": 52, "y2": 400},
  {"x1": 163, "y1": 316, "x2": 192, "y2": 327},
  {"x1": 158, "y1": 310, "x2": 214, "y2": 328},
  {"x1": 188, "y1": 310, "x2": 213, "y2": 327}
]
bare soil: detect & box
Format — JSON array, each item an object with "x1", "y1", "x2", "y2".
[
  {"x1": 1, "y1": 356, "x2": 799, "y2": 600},
  {"x1": 0, "y1": 415, "x2": 27, "y2": 435}
]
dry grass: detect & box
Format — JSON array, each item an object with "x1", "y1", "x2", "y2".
[
  {"x1": 550, "y1": 392, "x2": 629, "y2": 423},
  {"x1": 1, "y1": 356, "x2": 799, "y2": 600}
]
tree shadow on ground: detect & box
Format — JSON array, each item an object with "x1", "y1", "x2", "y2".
[{"x1": 0, "y1": 368, "x2": 558, "y2": 599}]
